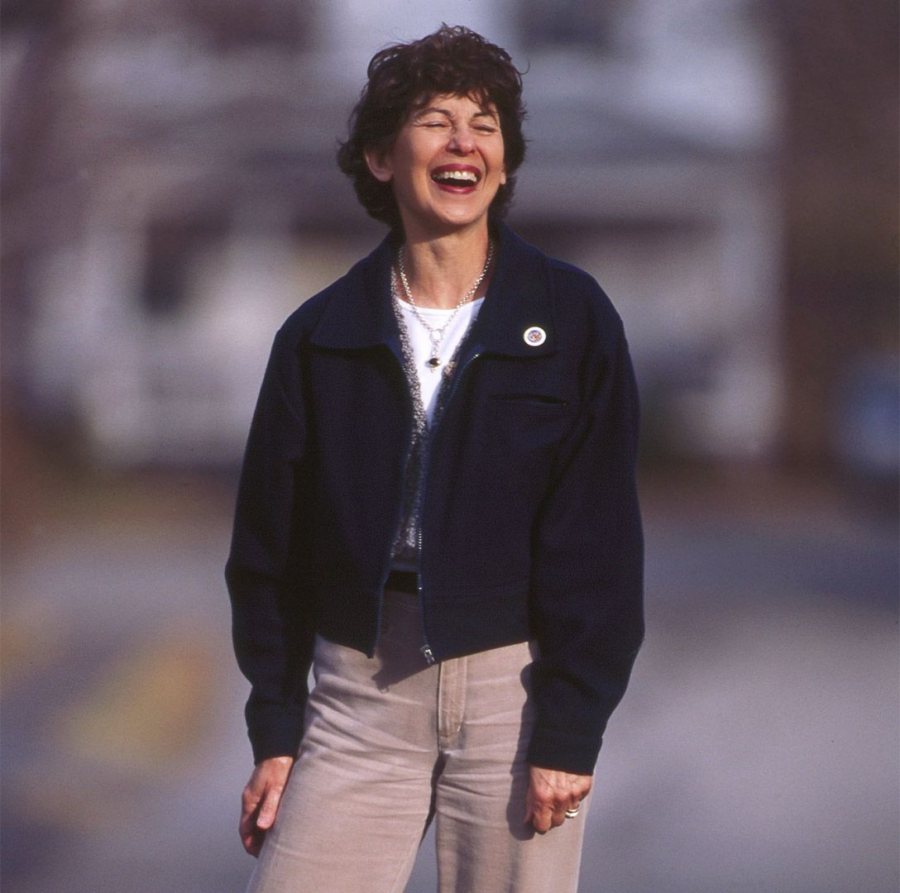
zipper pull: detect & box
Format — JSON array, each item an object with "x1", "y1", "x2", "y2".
[{"x1": 420, "y1": 644, "x2": 436, "y2": 666}]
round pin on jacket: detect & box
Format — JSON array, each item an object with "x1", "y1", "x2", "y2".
[{"x1": 523, "y1": 326, "x2": 547, "y2": 347}]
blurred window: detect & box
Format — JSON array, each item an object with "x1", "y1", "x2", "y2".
[
  {"x1": 0, "y1": 0, "x2": 60, "y2": 28},
  {"x1": 184, "y1": 0, "x2": 311, "y2": 49},
  {"x1": 518, "y1": 0, "x2": 625, "y2": 51},
  {"x1": 140, "y1": 216, "x2": 228, "y2": 318}
]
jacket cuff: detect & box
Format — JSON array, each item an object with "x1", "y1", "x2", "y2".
[
  {"x1": 249, "y1": 718, "x2": 304, "y2": 765},
  {"x1": 526, "y1": 725, "x2": 602, "y2": 776}
]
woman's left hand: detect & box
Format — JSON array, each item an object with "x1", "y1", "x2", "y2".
[{"x1": 524, "y1": 765, "x2": 592, "y2": 833}]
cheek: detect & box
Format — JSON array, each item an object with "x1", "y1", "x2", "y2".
[{"x1": 495, "y1": 144, "x2": 507, "y2": 183}]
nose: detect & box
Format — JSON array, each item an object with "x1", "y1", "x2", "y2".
[{"x1": 448, "y1": 125, "x2": 476, "y2": 154}]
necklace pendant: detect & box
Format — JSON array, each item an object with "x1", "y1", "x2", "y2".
[{"x1": 426, "y1": 357, "x2": 441, "y2": 370}]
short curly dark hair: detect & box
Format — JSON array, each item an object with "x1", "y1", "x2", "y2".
[{"x1": 337, "y1": 25, "x2": 526, "y2": 229}]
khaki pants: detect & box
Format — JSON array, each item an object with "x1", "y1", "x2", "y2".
[{"x1": 247, "y1": 591, "x2": 588, "y2": 893}]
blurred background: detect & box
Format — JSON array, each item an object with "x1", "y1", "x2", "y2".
[{"x1": 1, "y1": 1, "x2": 897, "y2": 891}]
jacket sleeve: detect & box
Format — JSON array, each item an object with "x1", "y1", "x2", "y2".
[
  {"x1": 225, "y1": 326, "x2": 315, "y2": 764},
  {"x1": 526, "y1": 315, "x2": 644, "y2": 775}
]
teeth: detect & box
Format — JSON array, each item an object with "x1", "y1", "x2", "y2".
[{"x1": 433, "y1": 170, "x2": 478, "y2": 183}]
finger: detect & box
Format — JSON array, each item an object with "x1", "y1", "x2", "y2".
[
  {"x1": 523, "y1": 783, "x2": 542, "y2": 824},
  {"x1": 240, "y1": 793, "x2": 260, "y2": 839},
  {"x1": 241, "y1": 780, "x2": 261, "y2": 807},
  {"x1": 524, "y1": 789, "x2": 550, "y2": 833},
  {"x1": 256, "y1": 785, "x2": 284, "y2": 830},
  {"x1": 531, "y1": 806, "x2": 553, "y2": 834},
  {"x1": 245, "y1": 833, "x2": 264, "y2": 858},
  {"x1": 531, "y1": 794, "x2": 561, "y2": 834},
  {"x1": 240, "y1": 785, "x2": 276, "y2": 857},
  {"x1": 241, "y1": 829, "x2": 261, "y2": 857},
  {"x1": 240, "y1": 816, "x2": 263, "y2": 857},
  {"x1": 524, "y1": 796, "x2": 546, "y2": 831},
  {"x1": 523, "y1": 785, "x2": 549, "y2": 821}
]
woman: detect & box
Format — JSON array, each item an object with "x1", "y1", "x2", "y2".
[{"x1": 227, "y1": 25, "x2": 643, "y2": 893}]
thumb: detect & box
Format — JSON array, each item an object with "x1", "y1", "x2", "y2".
[{"x1": 256, "y1": 787, "x2": 283, "y2": 830}]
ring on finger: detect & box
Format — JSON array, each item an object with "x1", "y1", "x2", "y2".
[{"x1": 564, "y1": 805, "x2": 581, "y2": 819}]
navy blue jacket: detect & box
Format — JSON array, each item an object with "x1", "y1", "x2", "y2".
[{"x1": 226, "y1": 224, "x2": 644, "y2": 775}]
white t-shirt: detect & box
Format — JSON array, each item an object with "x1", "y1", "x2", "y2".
[{"x1": 394, "y1": 297, "x2": 485, "y2": 423}]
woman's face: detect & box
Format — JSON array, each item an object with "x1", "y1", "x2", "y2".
[{"x1": 365, "y1": 93, "x2": 507, "y2": 240}]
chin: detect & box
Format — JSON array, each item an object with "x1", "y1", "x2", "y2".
[{"x1": 433, "y1": 205, "x2": 493, "y2": 230}]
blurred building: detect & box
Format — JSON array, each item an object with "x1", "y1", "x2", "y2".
[
  {"x1": 771, "y1": 0, "x2": 898, "y2": 482},
  {"x1": 2, "y1": 0, "x2": 895, "y2": 475}
]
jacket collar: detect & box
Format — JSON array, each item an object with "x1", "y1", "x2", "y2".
[{"x1": 309, "y1": 223, "x2": 557, "y2": 359}]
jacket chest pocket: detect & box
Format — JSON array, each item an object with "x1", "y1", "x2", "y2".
[{"x1": 485, "y1": 394, "x2": 571, "y2": 463}]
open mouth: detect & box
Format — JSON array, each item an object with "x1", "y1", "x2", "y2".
[{"x1": 431, "y1": 166, "x2": 481, "y2": 187}]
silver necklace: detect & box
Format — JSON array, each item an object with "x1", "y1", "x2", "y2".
[{"x1": 395, "y1": 240, "x2": 493, "y2": 371}]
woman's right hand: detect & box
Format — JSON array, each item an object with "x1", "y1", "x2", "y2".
[{"x1": 240, "y1": 755, "x2": 295, "y2": 856}]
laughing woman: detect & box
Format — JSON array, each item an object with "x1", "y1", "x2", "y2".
[{"x1": 226, "y1": 25, "x2": 644, "y2": 893}]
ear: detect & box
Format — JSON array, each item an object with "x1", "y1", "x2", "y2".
[
  {"x1": 364, "y1": 147, "x2": 393, "y2": 183},
  {"x1": 500, "y1": 166, "x2": 507, "y2": 186}
]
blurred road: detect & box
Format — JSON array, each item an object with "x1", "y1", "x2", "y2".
[{"x1": 2, "y1": 468, "x2": 897, "y2": 893}]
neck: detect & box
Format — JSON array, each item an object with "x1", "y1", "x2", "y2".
[{"x1": 400, "y1": 227, "x2": 493, "y2": 309}]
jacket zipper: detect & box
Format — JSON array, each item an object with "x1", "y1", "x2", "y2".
[
  {"x1": 416, "y1": 347, "x2": 483, "y2": 667},
  {"x1": 417, "y1": 523, "x2": 436, "y2": 665},
  {"x1": 371, "y1": 345, "x2": 418, "y2": 658}
]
